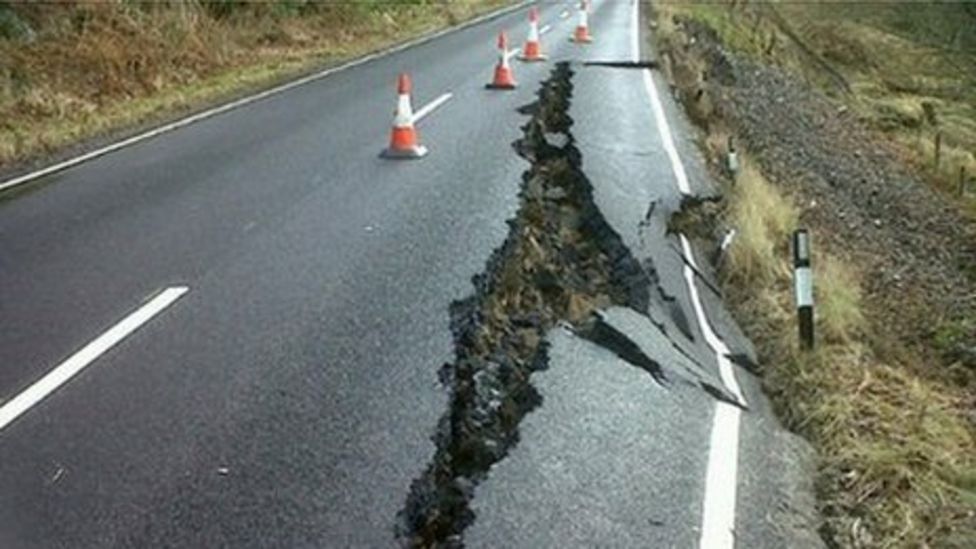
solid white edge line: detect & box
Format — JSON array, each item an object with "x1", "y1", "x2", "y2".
[
  {"x1": 631, "y1": 0, "x2": 692, "y2": 196},
  {"x1": 702, "y1": 401, "x2": 742, "y2": 549},
  {"x1": 0, "y1": 286, "x2": 189, "y2": 432},
  {"x1": 0, "y1": 1, "x2": 534, "y2": 193},
  {"x1": 631, "y1": 0, "x2": 744, "y2": 543},
  {"x1": 680, "y1": 236, "x2": 745, "y2": 403},
  {"x1": 413, "y1": 93, "x2": 453, "y2": 124},
  {"x1": 540, "y1": 24, "x2": 553, "y2": 35}
]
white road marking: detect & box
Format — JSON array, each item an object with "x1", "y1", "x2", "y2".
[
  {"x1": 630, "y1": 0, "x2": 744, "y2": 544},
  {"x1": 630, "y1": 0, "x2": 744, "y2": 401},
  {"x1": 631, "y1": 0, "x2": 691, "y2": 195},
  {"x1": 540, "y1": 24, "x2": 553, "y2": 35},
  {"x1": 0, "y1": 286, "x2": 189, "y2": 433},
  {"x1": 50, "y1": 466, "x2": 65, "y2": 484},
  {"x1": 505, "y1": 47, "x2": 522, "y2": 61},
  {"x1": 560, "y1": 10, "x2": 570, "y2": 19},
  {"x1": 701, "y1": 401, "x2": 742, "y2": 548},
  {"x1": 680, "y1": 236, "x2": 745, "y2": 549},
  {"x1": 0, "y1": 1, "x2": 534, "y2": 193},
  {"x1": 680, "y1": 237, "x2": 745, "y2": 404},
  {"x1": 413, "y1": 92, "x2": 453, "y2": 124},
  {"x1": 631, "y1": 0, "x2": 640, "y2": 63}
]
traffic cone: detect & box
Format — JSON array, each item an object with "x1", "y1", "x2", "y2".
[
  {"x1": 572, "y1": 0, "x2": 593, "y2": 43},
  {"x1": 519, "y1": 8, "x2": 547, "y2": 62},
  {"x1": 486, "y1": 31, "x2": 517, "y2": 90},
  {"x1": 381, "y1": 73, "x2": 428, "y2": 159}
]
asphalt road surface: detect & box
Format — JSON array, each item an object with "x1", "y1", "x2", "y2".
[{"x1": 0, "y1": 1, "x2": 821, "y2": 547}]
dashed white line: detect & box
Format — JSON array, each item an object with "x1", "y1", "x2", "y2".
[
  {"x1": 560, "y1": 10, "x2": 570, "y2": 19},
  {"x1": 540, "y1": 24, "x2": 553, "y2": 35},
  {"x1": 0, "y1": 1, "x2": 534, "y2": 193},
  {"x1": 505, "y1": 47, "x2": 522, "y2": 61},
  {"x1": 0, "y1": 286, "x2": 189, "y2": 433},
  {"x1": 413, "y1": 92, "x2": 454, "y2": 123}
]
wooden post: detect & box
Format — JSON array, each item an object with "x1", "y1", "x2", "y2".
[
  {"x1": 961, "y1": 165, "x2": 968, "y2": 198},
  {"x1": 934, "y1": 131, "x2": 942, "y2": 172}
]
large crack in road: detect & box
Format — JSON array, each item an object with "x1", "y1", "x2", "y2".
[{"x1": 394, "y1": 63, "x2": 655, "y2": 547}]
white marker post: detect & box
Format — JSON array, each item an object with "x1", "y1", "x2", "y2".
[
  {"x1": 712, "y1": 228, "x2": 737, "y2": 269},
  {"x1": 793, "y1": 229, "x2": 814, "y2": 350},
  {"x1": 727, "y1": 136, "x2": 739, "y2": 180}
]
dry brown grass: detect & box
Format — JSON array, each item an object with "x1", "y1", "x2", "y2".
[
  {"x1": 720, "y1": 155, "x2": 976, "y2": 547},
  {"x1": 652, "y1": 4, "x2": 976, "y2": 545},
  {"x1": 0, "y1": 1, "x2": 509, "y2": 170},
  {"x1": 725, "y1": 158, "x2": 796, "y2": 285}
]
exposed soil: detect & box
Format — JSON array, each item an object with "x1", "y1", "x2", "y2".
[{"x1": 394, "y1": 63, "x2": 653, "y2": 548}]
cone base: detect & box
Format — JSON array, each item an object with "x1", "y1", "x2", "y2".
[
  {"x1": 380, "y1": 145, "x2": 429, "y2": 159},
  {"x1": 487, "y1": 65, "x2": 517, "y2": 90}
]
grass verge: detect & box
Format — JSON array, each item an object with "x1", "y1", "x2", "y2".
[
  {"x1": 652, "y1": 3, "x2": 976, "y2": 546},
  {"x1": 725, "y1": 157, "x2": 975, "y2": 547},
  {"x1": 0, "y1": 1, "x2": 511, "y2": 173}
]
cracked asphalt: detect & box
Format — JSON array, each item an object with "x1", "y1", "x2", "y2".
[{"x1": 0, "y1": 1, "x2": 821, "y2": 547}]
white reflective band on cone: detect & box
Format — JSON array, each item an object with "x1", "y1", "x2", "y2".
[{"x1": 395, "y1": 94, "x2": 413, "y2": 126}]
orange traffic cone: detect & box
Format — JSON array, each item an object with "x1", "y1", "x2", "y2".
[
  {"x1": 572, "y1": 0, "x2": 593, "y2": 44},
  {"x1": 486, "y1": 31, "x2": 517, "y2": 90},
  {"x1": 381, "y1": 73, "x2": 428, "y2": 159},
  {"x1": 519, "y1": 8, "x2": 547, "y2": 62}
]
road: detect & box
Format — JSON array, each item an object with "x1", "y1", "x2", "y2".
[{"x1": 0, "y1": 1, "x2": 821, "y2": 547}]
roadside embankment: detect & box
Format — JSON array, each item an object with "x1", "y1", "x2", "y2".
[{"x1": 650, "y1": 3, "x2": 976, "y2": 547}]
